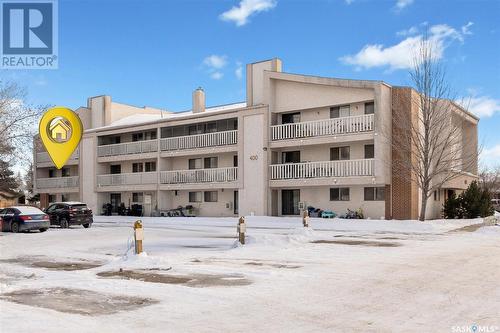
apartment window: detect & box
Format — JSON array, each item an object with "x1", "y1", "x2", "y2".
[
  {"x1": 365, "y1": 102, "x2": 375, "y2": 115},
  {"x1": 189, "y1": 158, "x2": 202, "y2": 170},
  {"x1": 233, "y1": 155, "x2": 238, "y2": 167},
  {"x1": 48, "y1": 169, "x2": 55, "y2": 178},
  {"x1": 204, "y1": 157, "x2": 218, "y2": 169},
  {"x1": 145, "y1": 131, "x2": 157, "y2": 140},
  {"x1": 330, "y1": 188, "x2": 350, "y2": 201},
  {"x1": 205, "y1": 122, "x2": 217, "y2": 133},
  {"x1": 61, "y1": 194, "x2": 68, "y2": 202},
  {"x1": 282, "y1": 112, "x2": 301, "y2": 124},
  {"x1": 48, "y1": 194, "x2": 56, "y2": 203},
  {"x1": 145, "y1": 162, "x2": 156, "y2": 172},
  {"x1": 282, "y1": 151, "x2": 300, "y2": 163},
  {"x1": 132, "y1": 133, "x2": 143, "y2": 142},
  {"x1": 61, "y1": 168, "x2": 70, "y2": 177},
  {"x1": 330, "y1": 147, "x2": 350, "y2": 160},
  {"x1": 189, "y1": 192, "x2": 202, "y2": 203},
  {"x1": 364, "y1": 187, "x2": 385, "y2": 201},
  {"x1": 110, "y1": 165, "x2": 121, "y2": 174},
  {"x1": 204, "y1": 191, "x2": 218, "y2": 202},
  {"x1": 330, "y1": 105, "x2": 350, "y2": 118},
  {"x1": 365, "y1": 144, "x2": 375, "y2": 159},
  {"x1": 188, "y1": 124, "x2": 202, "y2": 135},
  {"x1": 132, "y1": 163, "x2": 143, "y2": 173},
  {"x1": 132, "y1": 192, "x2": 144, "y2": 203}
]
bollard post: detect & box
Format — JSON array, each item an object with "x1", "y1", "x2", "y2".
[
  {"x1": 302, "y1": 210, "x2": 309, "y2": 227},
  {"x1": 134, "y1": 220, "x2": 144, "y2": 254},
  {"x1": 237, "y1": 216, "x2": 246, "y2": 245}
]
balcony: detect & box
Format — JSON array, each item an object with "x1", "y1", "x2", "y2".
[
  {"x1": 97, "y1": 172, "x2": 158, "y2": 187},
  {"x1": 270, "y1": 159, "x2": 374, "y2": 180},
  {"x1": 97, "y1": 140, "x2": 158, "y2": 157},
  {"x1": 160, "y1": 167, "x2": 238, "y2": 184},
  {"x1": 160, "y1": 130, "x2": 237, "y2": 152},
  {"x1": 36, "y1": 149, "x2": 79, "y2": 167},
  {"x1": 271, "y1": 114, "x2": 374, "y2": 141},
  {"x1": 36, "y1": 176, "x2": 79, "y2": 189}
]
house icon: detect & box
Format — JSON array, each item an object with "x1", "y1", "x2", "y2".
[{"x1": 49, "y1": 118, "x2": 71, "y2": 142}]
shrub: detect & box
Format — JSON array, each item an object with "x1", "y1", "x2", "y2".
[{"x1": 443, "y1": 181, "x2": 495, "y2": 219}]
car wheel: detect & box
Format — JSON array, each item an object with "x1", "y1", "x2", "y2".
[
  {"x1": 39, "y1": 228, "x2": 48, "y2": 232},
  {"x1": 11, "y1": 222, "x2": 20, "y2": 233},
  {"x1": 60, "y1": 218, "x2": 69, "y2": 229},
  {"x1": 82, "y1": 223, "x2": 91, "y2": 229}
]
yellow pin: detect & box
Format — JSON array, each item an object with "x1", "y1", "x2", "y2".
[{"x1": 39, "y1": 107, "x2": 83, "y2": 169}]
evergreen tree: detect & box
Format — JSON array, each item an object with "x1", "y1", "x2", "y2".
[{"x1": 0, "y1": 159, "x2": 19, "y2": 192}]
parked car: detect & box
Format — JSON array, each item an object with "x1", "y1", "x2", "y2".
[
  {"x1": 0, "y1": 206, "x2": 50, "y2": 233},
  {"x1": 45, "y1": 202, "x2": 93, "y2": 228}
]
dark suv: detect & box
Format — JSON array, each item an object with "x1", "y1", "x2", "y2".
[{"x1": 45, "y1": 202, "x2": 93, "y2": 228}]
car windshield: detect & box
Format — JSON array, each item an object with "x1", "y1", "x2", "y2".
[{"x1": 12, "y1": 206, "x2": 45, "y2": 215}]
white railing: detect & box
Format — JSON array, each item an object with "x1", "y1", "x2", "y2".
[
  {"x1": 271, "y1": 114, "x2": 374, "y2": 141},
  {"x1": 97, "y1": 172, "x2": 158, "y2": 187},
  {"x1": 97, "y1": 139, "x2": 158, "y2": 157},
  {"x1": 36, "y1": 176, "x2": 79, "y2": 189},
  {"x1": 160, "y1": 130, "x2": 237, "y2": 151},
  {"x1": 37, "y1": 149, "x2": 79, "y2": 163},
  {"x1": 270, "y1": 159, "x2": 374, "y2": 180},
  {"x1": 160, "y1": 167, "x2": 238, "y2": 184}
]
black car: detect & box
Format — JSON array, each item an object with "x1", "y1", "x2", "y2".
[
  {"x1": 0, "y1": 206, "x2": 50, "y2": 233},
  {"x1": 45, "y1": 202, "x2": 93, "y2": 228}
]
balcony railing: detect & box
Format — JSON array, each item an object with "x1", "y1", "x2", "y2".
[
  {"x1": 271, "y1": 114, "x2": 374, "y2": 141},
  {"x1": 37, "y1": 150, "x2": 79, "y2": 163},
  {"x1": 160, "y1": 130, "x2": 237, "y2": 151},
  {"x1": 270, "y1": 159, "x2": 374, "y2": 180},
  {"x1": 160, "y1": 167, "x2": 238, "y2": 184},
  {"x1": 97, "y1": 172, "x2": 158, "y2": 187},
  {"x1": 97, "y1": 140, "x2": 158, "y2": 157},
  {"x1": 36, "y1": 176, "x2": 79, "y2": 189}
]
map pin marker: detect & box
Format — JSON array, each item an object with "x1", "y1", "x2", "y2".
[{"x1": 39, "y1": 107, "x2": 83, "y2": 169}]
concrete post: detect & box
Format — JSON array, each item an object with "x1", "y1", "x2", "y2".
[
  {"x1": 302, "y1": 210, "x2": 309, "y2": 227},
  {"x1": 134, "y1": 220, "x2": 144, "y2": 254},
  {"x1": 237, "y1": 216, "x2": 246, "y2": 245}
]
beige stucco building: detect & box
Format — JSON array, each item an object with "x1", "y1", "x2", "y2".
[{"x1": 33, "y1": 58, "x2": 478, "y2": 219}]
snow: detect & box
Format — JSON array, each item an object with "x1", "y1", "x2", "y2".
[
  {"x1": 1, "y1": 216, "x2": 499, "y2": 332},
  {"x1": 9, "y1": 206, "x2": 45, "y2": 215}
]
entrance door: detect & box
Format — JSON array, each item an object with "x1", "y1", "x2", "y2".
[
  {"x1": 233, "y1": 190, "x2": 239, "y2": 215},
  {"x1": 282, "y1": 189, "x2": 300, "y2": 215},
  {"x1": 110, "y1": 193, "x2": 121, "y2": 214}
]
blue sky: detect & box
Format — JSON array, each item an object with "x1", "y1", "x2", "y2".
[{"x1": 4, "y1": 0, "x2": 500, "y2": 166}]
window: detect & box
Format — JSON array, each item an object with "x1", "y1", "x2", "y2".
[
  {"x1": 61, "y1": 194, "x2": 68, "y2": 202},
  {"x1": 204, "y1": 191, "x2": 218, "y2": 202},
  {"x1": 110, "y1": 165, "x2": 121, "y2": 174},
  {"x1": 145, "y1": 162, "x2": 156, "y2": 172},
  {"x1": 132, "y1": 133, "x2": 144, "y2": 142},
  {"x1": 233, "y1": 155, "x2": 238, "y2": 167},
  {"x1": 189, "y1": 192, "x2": 202, "y2": 203},
  {"x1": 330, "y1": 188, "x2": 350, "y2": 201},
  {"x1": 434, "y1": 190, "x2": 441, "y2": 201},
  {"x1": 330, "y1": 147, "x2": 350, "y2": 160},
  {"x1": 61, "y1": 168, "x2": 70, "y2": 177},
  {"x1": 282, "y1": 112, "x2": 301, "y2": 124},
  {"x1": 282, "y1": 151, "x2": 300, "y2": 163},
  {"x1": 204, "y1": 157, "x2": 218, "y2": 169},
  {"x1": 189, "y1": 158, "x2": 202, "y2": 170},
  {"x1": 132, "y1": 163, "x2": 143, "y2": 173},
  {"x1": 132, "y1": 192, "x2": 144, "y2": 203},
  {"x1": 364, "y1": 187, "x2": 385, "y2": 201},
  {"x1": 364, "y1": 144, "x2": 374, "y2": 159},
  {"x1": 188, "y1": 124, "x2": 202, "y2": 135},
  {"x1": 365, "y1": 102, "x2": 374, "y2": 115},
  {"x1": 145, "y1": 131, "x2": 157, "y2": 140},
  {"x1": 48, "y1": 169, "x2": 55, "y2": 178},
  {"x1": 205, "y1": 122, "x2": 217, "y2": 133},
  {"x1": 48, "y1": 194, "x2": 56, "y2": 203},
  {"x1": 330, "y1": 105, "x2": 350, "y2": 118}
]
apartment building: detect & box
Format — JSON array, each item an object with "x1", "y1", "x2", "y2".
[{"x1": 33, "y1": 58, "x2": 478, "y2": 219}]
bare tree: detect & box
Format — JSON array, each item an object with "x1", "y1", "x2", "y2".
[
  {"x1": 479, "y1": 164, "x2": 500, "y2": 195},
  {"x1": 391, "y1": 38, "x2": 478, "y2": 221},
  {"x1": 0, "y1": 79, "x2": 46, "y2": 163}
]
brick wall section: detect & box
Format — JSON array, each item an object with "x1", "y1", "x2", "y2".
[{"x1": 391, "y1": 87, "x2": 419, "y2": 220}]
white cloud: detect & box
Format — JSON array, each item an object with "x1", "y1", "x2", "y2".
[
  {"x1": 464, "y1": 96, "x2": 500, "y2": 118},
  {"x1": 235, "y1": 62, "x2": 243, "y2": 79},
  {"x1": 220, "y1": 0, "x2": 277, "y2": 27},
  {"x1": 203, "y1": 55, "x2": 227, "y2": 69},
  {"x1": 396, "y1": 25, "x2": 419, "y2": 36},
  {"x1": 345, "y1": 0, "x2": 355, "y2": 4},
  {"x1": 210, "y1": 72, "x2": 224, "y2": 80},
  {"x1": 395, "y1": 0, "x2": 414, "y2": 11},
  {"x1": 340, "y1": 22, "x2": 473, "y2": 71},
  {"x1": 481, "y1": 144, "x2": 500, "y2": 168}
]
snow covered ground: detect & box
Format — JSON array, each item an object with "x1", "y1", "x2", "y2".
[{"x1": 0, "y1": 216, "x2": 499, "y2": 333}]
